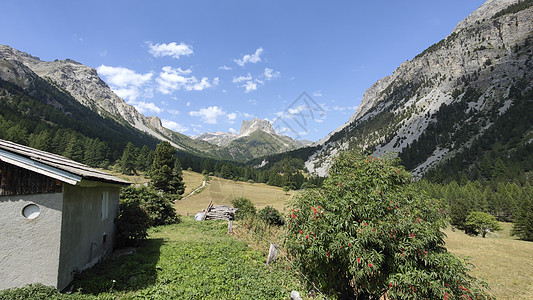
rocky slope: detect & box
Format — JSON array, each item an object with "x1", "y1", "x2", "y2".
[
  {"x1": 307, "y1": 0, "x2": 533, "y2": 177},
  {"x1": 0, "y1": 46, "x2": 172, "y2": 141},
  {"x1": 193, "y1": 132, "x2": 238, "y2": 147}
]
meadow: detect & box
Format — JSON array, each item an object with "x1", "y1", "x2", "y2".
[
  {"x1": 175, "y1": 175, "x2": 294, "y2": 216},
  {"x1": 443, "y1": 223, "x2": 533, "y2": 299}
]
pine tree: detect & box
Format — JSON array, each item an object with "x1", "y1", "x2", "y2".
[
  {"x1": 120, "y1": 142, "x2": 138, "y2": 175},
  {"x1": 149, "y1": 141, "x2": 185, "y2": 196}
]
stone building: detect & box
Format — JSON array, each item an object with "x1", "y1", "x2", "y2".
[{"x1": 0, "y1": 139, "x2": 129, "y2": 290}]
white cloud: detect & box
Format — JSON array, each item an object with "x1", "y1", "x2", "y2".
[
  {"x1": 96, "y1": 65, "x2": 153, "y2": 101},
  {"x1": 264, "y1": 67, "x2": 280, "y2": 80},
  {"x1": 186, "y1": 102, "x2": 191, "y2": 107},
  {"x1": 333, "y1": 105, "x2": 358, "y2": 112},
  {"x1": 156, "y1": 66, "x2": 214, "y2": 94},
  {"x1": 313, "y1": 90, "x2": 323, "y2": 97},
  {"x1": 219, "y1": 65, "x2": 232, "y2": 70},
  {"x1": 147, "y1": 42, "x2": 193, "y2": 59},
  {"x1": 242, "y1": 81, "x2": 257, "y2": 93},
  {"x1": 228, "y1": 128, "x2": 237, "y2": 133},
  {"x1": 97, "y1": 65, "x2": 153, "y2": 88},
  {"x1": 227, "y1": 112, "x2": 237, "y2": 121},
  {"x1": 243, "y1": 112, "x2": 255, "y2": 119},
  {"x1": 232, "y1": 74, "x2": 252, "y2": 83},
  {"x1": 248, "y1": 99, "x2": 257, "y2": 105},
  {"x1": 162, "y1": 119, "x2": 189, "y2": 132},
  {"x1": 167, "y1": 109, "x2": 180, "y2": 115},
  {"x1": 234, "y1": 47, "x2": 263, "y2": 67},
  {"x1": 189, "y1": 106, "x2": 226, "y2": 124},
  {"x1": 132, "y1": 101, "x2": 163, "y2": 114}
]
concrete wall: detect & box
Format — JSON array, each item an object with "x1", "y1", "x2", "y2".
[
  {"x1": 0, "y1": 193, "x2": 63, "y2": 290},
  {"x1": 57, "y1": 184, "x2": 119, "y2": 290}
]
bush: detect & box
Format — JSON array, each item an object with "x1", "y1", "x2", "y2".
[
  {"x1": 116, "y1": 194, "x2": 151, "y2": 247},
  {"x1": 231, "y1": 197, "x2": 256, "y2": 220},
  {"x1": 286, "y1": 151, "x2": 491, "y2": 299},
  {"x1": 258, "y1": 206, "x2": 285, "y2": 226},
  {"x1": 120, "y1": 186, "x2": 180, "y2": 226},
  {"x1": 465, "y1": 211, "x2": 502, "y2": 238}
]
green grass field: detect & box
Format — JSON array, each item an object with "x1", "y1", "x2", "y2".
[{"x1": 0, "y1": 218, "x2": 308, "y2": 299}]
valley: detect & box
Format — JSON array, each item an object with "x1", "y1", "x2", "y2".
[{"x1": 1, "y1": 0, "x2": 532, "y2": 298}]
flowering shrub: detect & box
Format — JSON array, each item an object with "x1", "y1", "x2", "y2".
[{"x1": 286, "y1": 151, "x2": 491, "y2": 299}]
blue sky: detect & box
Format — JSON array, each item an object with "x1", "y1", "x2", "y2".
[{"x1": 1, "y1": 0, "x2": 485, "y2": 141}]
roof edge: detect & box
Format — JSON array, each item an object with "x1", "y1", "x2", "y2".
[{"x1": 0, "y1": 149, "x2": 81, "y2": 185}]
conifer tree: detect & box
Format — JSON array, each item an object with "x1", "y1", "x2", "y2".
[
  {"x1": 120, "y1": 142, "x2": 138, "y2": 175},
  {"x1": 149, "y1": 141, "x2": 185, "y2": 196}
]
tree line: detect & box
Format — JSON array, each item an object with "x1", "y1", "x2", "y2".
[{"x1": 418, "y1": 178, "x2": 533, "y2": 241}]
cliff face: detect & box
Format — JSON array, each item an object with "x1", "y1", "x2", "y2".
[
  {"x1": 0, "y1": 45, "x2": 177, "y2": 147},
  {"x1": 308, "y1": 0, "x2": 533, "y2": 176}
]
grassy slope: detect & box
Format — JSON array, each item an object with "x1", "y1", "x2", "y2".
[
  {"x1": 443, "y1": 223, "x2": 533, "y2": 299},
  {"x1": 175, "y1": 176, "x2": 294, "y2": 216}
]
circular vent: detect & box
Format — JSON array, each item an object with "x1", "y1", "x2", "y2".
[{"x1": 22, "y1": 204, "x2": 40, "y2": 219}]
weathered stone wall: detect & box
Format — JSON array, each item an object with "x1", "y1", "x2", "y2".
[
  {"x1": 57, "y1": 184, "x2": 119, "y2": 290},
  {"x1": 0, "y1": 193, "x2": 63, "y2": 290}
]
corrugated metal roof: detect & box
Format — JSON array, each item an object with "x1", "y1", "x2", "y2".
[{"x1": 0, "y1": 139, "x2": 130, "y2": 186}]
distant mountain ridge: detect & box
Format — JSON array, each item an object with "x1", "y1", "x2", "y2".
[
  {"x1": 305, "y1": 0, "x2": 533, "y2": 179},
  {"x1": 194, "y1": 118, "x2": 311, "y2": 157}
]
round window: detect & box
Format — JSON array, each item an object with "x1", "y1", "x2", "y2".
[{"x1": 22, "y1": 204, "x2": 40, "y2": 219}]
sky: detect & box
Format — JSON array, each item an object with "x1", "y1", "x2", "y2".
[{"x1": 1, "y1": 0, "x2": 486, "y2": 142}]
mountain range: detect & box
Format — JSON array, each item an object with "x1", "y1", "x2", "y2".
[
  {"x1": 0, "y1": 46, "x2": 308, "y2": 162},
  {"x1": 1, "y1": 0, "x2": 532, "y2": 181}
]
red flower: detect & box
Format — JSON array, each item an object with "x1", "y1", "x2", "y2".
[
  {"x1": 356, "y1": 257, "x2": 361, "y2": 263},
  {"x1": 326, "y1": 251, "x2": 330, "y2": 258},
  {"x1": 299, "y1": 230, "x2": 303, "y2": 234},
  {"x1": 389, "y1": 282, "x2": 393, "y2": 287},
  {"x1": 372, "y1": 228, "x2": 376, "y2": 232},
  {"x1": 338, "y1": 183, "x2": 341, "y2": 186},
  {"x1": 364, "y1": 222, "x2": 368, "y2": 226},
  {"x1": 368, "y1": 263, "x2": 373, "y2": 267},
  {"x1": 305, "y1": 235, "x2": 309, "y2": 239}
]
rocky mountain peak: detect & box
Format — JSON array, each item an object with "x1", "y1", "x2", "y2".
[
  {"x1": 239, "y1": 118, "x2": 276, "y2": 136},
  {"x1": 452, "y1": 0, "x2": 521, "y2": 34}
]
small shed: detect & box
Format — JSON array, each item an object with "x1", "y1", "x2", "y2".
[{"x1": 0, "y1": 139, "x2": 130, "y2": 291}]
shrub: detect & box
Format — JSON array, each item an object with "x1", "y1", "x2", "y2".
[
  {"x1": 465, "y1": 211, "x2": 502, "y2": 238},
  {"x1": 231, "y1": 197, "x2": 256, "y2": 220},
  {"x1": 286, "y1": 151, "x2": 490, "y2": 299},
  {"x1": 116, "y1": 194, "x2": 151, "y2": 247},
  {"x1": 258, "y1": 206, "x2": 285, "y2": 226},
  {"x1": 120, "y1": 186, "x2": 180, "y2": 226}
]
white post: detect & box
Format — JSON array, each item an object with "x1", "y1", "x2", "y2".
[
  {"x1": 266, "y1": 243, "x2": 278, "y2": 264},
  {"x1": 227, "y1": 220, "x2": 233, "y2": 234}
]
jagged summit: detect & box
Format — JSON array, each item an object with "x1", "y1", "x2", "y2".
[
  {"x1": 239, "y1": 118, "x2": 276, "y2": 136},
  {"x1": 452, "y1": 0, "x2": 521, "y2": 34}
]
